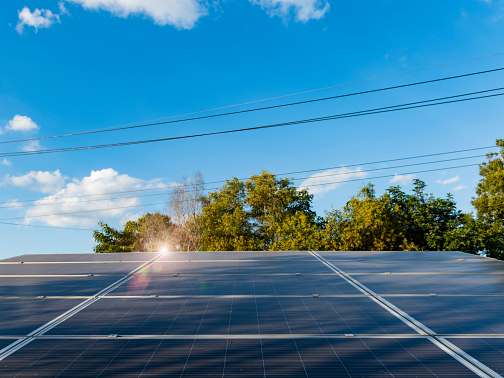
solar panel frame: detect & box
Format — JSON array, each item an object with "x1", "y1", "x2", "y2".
[
  {"x1": 0, "y1": 338, "x2": 479, "y2": 377},
  {"x1": 0, "y1": 250, "x2": 502, "y2": 377}
]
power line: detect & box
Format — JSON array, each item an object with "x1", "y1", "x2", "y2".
[
  {"x1": 0, "y1": 66, "x2": 503, "y2": 145},
  {"x1": 0, "y1": 153, "x2": 488, "y2": 209},
  {"x1": 1, "y1": 88, "x2": 503, "y2": 158},
  {"x1": 0, "y1": 144, "x2": 496, "y2": 206},
  {"x1": 0, "y1": 221, "x2": 92, "y2": 231},
  {"x1": 0, "y1": 162, "x2": 480, "y2": 221}
]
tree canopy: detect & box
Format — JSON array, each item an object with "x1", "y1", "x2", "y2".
[
  {"x1": 94, "y1": 139, "x2": 504, "y2": 259},
  {"x1": 94, "y1": 213, "x2": 174, "y2": 253},
  {"x1": 472, "y1": 139, "x2": 504, "y2": 259}
]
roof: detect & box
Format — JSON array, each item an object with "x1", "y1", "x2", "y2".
[{"x1": 0, "y1": 251, "x2": 503, "y2": 377}]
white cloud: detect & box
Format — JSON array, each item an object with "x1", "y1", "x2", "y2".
[
  {"x1": 251, "y1": 0, "x2": 330, "y2": 22},
  {"x1": 1, "y1": 200, "x2": 23, "y2": 209},
  {"x1": 299, "y1": 167, "x2": 367, "y2": 196},
  {"x1": 436, "y1": 176, "x2": 460, "y2": 185},
  {"x1": 23, "y1": 168, "x2": 168, "y2": 227},
  {"x1": 5, "y1": 170, "x2": 66, "y2": 194},
  {"x1": 1, "y1": 159, "x2": 11, "y2": 167},
  {"x1": 16, "y1": 6, "x2": 60, "y2": 33},
  {"x1": 453, "y1": 184, "x2": 467, "y2": 192},
  {"x1": 67, "y1": 0, "x2": 207, "y2": 29},
  {"x1": 4, "y1": 115, "x2": 38, "y2": 132},
  {"x1": 389, "y1": 174, "x2": 416, "y2": 184},
  {"x1": 21, "y1": 140, "x2": 42, "y2": 152}
]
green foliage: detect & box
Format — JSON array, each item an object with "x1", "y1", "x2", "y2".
[
  {"x1": 328, "y1": 181, "x2": 470, "y2": 251},
  {"x1": 197, "y1": 179, "x2": 260, "y2": 251},
  {"x1": 196, "y1": 172, "x2": 320, "y2": 251},
  {"x1": 94, "y1": 139, "x2": 504, "y2": 259},
  {"x1": 93, "y1": 222, "x2": 135, "y2": 253},
  {"x1": 472, "y1": 139, "x2": 504, "y2": 259},
  {"x1": 94, "y1": 213, "x2": 174, "y2": 253}
]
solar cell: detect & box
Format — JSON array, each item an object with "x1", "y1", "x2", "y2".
[
  {"x1": 449, "y1": 338, "x2": 504, "y2": 376},
  {"x1": 0, "y1": 340, "x2": 17, "y2": 350},
  {"x1": 0, "y1": 338, "x2": 476, "y2": 377},
  {"x1": 144, "y1": 259, "x2": 331, "y2": 274},
  {"x1": 0, "y1": 299, "x2": 81, "y2": 336},
  {"x1": 47, "y1": 297, "x2": 412, "y2": 336},
  {"x1": 2, "y1": 252, "x2": 158, "y2": 263},
  {"x1": 0, "y1": 276, "x2": 123, "y2": 296},
  {"x1": 351, "y1": 273, "x2": 504, "y2": 295},
  {"x1": 109, "y1": 273, "x2": 360, "y2": 296},
  {"x1": 386, "y1": 296, "x2": 504, "y2": 335},
  {"x1": 320, "y1": 251, "x2": 504, "y2": 272},
  {"x1": 0, "y1": 262, "x2": 141, "y2": 275}
]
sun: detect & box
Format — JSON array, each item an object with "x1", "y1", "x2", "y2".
[{"x1": 158, "y1": 245, "x2": 170, "y2": 255}]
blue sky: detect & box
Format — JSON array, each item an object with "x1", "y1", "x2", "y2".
[{"x1": 0, "y1": 0, "x2": 503, "y2": 257}]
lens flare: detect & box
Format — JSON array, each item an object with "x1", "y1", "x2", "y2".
[{"x1": 158, "y1": 245, "x2": 169, "y2": 254}]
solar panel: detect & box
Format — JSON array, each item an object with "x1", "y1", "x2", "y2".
[
  {"x1": 449, "y1": 339, "x2": 504, "y2": 376},
  {"x1": 0, "y1": 299, "x2": 81, "y2": 336},
  {"x1": 0, "y1": 338, "x2": 478, "y2": 377},
  {"x1": 0, "y1": 250, "x2": 502, "y2": 377}
]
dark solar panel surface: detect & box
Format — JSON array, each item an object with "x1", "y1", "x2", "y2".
[
  {"x1": 0, "y1": 251, "x2": 502, "y2": 377},
  {"x1": 0, "y1": 340, "x2": 16, "y2": 350},
  {"x1": 48, "y1": 297, "x2": 412, "y2": 335},
  {"x1": 0, "y1": 262, "x2": 141, "y2": 275},
  {"x1": 319, "y1": 251, "x2": 504, "y2": 272},
  {"x1": 0, "y1": 338, "x2": 475, "y2": 377},
  {"x1": 450, "y1": 339, "x2": 504, "y2": 376},
  {"x1": 352, "y1": 273, "x2": 504, "y2": 295},
  {"x1": 110, "y1": 273, "x2": 359, "y2": 296},
  {"x1": 2, "y1": 252, "x2": 157, "y2": 262},
  {"x1": 387, "y1": 296, "x2": 504, "y2": 334},
  {"x1": 0, "y1": 276, "x2": 121, "y2": 296},
  {"x1": 0, "y1": 299, "x2": 81, "y2": 336}
]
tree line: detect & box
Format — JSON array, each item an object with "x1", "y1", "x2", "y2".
[{"x1": 94, "y1": 139, "x2": 503, "y2": 259}]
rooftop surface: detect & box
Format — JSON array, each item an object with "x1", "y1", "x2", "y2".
[{"x1": 0, "y1": 251, "x2": 503, "y2": 377}]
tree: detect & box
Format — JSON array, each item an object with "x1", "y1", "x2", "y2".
[
  {"x1": 197, "y1": 179, "x2": 260, "y2": 251},
  {"x1": 331, "y1": 181, "x2": 471, "y2": 251},
  {"x1": 195, "y1": 172, "x2": 321, "y2": 251},
  {"x1": 245, "y1": 172, "x2": 319, "y2": 250},
  {"x1": 169, "y1": 173, "x2": 204, "y2": 251},
  {"x1": 334, "y1": 184, "x2": 409, "y2": 251},
  {"x1": 93, "y1": 212, "x2": 174, "y2": 253},
  {"x1": 93, "y1": 222, "x2": 135, "y2": 253},
  {"x1": 131, "y1": 213, "x2": 175, "y2": 252},
  {"x1": 473, "y1": 139, "x2": 504, "y2": 259}
]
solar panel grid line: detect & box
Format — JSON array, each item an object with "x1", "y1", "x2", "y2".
[
  {"x1": 1, "y1": 293, "x2": 491, "y2": 299},
  {"x1": 309, "y1": 252, "x2": 502, "y2": 378},
  {"x1": 0, "y1": 254, "x2": 161, "y2": 362},
  {"x1": 1, "y1": 252, "x2": 502, "y2": 376},
  {"x1": 19, "y1": 332, "x2": 504, "y2": 340},
  {"x1": 33, "y1": 334, "x2": 429, "y2": 340}
]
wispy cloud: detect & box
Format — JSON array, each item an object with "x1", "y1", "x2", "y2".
[
  {"x1": 1, "y1": 159, "x2": 11, "y2": 167},
  {"x1": 389, "y1": 174, "x2": 415, "y2": 184},
  {"x1": 299, "y1": 167, "x2": 367, "y2": 196},
  {"x1": 21, "y1": 140, "x2": 42, "y2": 152},
  {"x1": 436, "y1": 176, "x2": 460, "y2": 185},
  {"x1": 453, "y1": 184, "x2": 467, "y2": 192},
  {"x1": 250, "y1": 0, "x2": 330, "y2": 22}
]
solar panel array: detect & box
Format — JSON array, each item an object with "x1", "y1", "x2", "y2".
[{"x1": 0, "y1": 251, "x2": 503, "y2": 377}]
